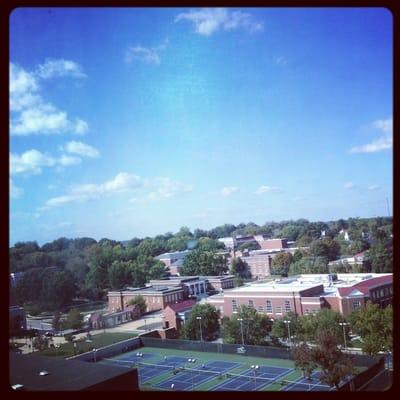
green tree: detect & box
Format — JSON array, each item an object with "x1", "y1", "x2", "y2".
[
  {"x1": 147, "y1": 260, "x2": 169, "y2": 280},
  {"x1": 293, "y1": 343, "x2": 317, "y2": 379},
  {"x1": 32, "y1": 335, "x2": 50, "y2": 351},
  {"x1": 238, "y1": 241, "x2": 260, "y2": 252},
  {"x1": 181, "y1": 304, "x2": 220, "y2": 341},
  {"x1": 223, "y1": 305, "x2": 272, "y2": 345},
  {"x1": 271, "y1": 252, "x2": 293, "y2": 276},
  {"x1": 181, "y1": 249, "x2": 228, "y2": 276},
  {"x1": 230, "y1": 257, "x2": 251, "y2": 279},
  {"x1": 196, "y1": 237, "x2": 225, "y2": 251},
  {"x1": 312, "y1": 329, "x2": 355, "y2": 390},
  {"x1": 52, "y1": 312, "x2": 63, "y2": 333},
  {"x1": 65, "y1": 309, "x2": 84, "y2": 330},
  {"x1": 108, "y1": 260, "x2": 133, "y2": 290},
  {"x1": 127, "y1": 295, "x2": 147, "y2": 314},
  {"x1": 310, "y1": 238, "x2": 340, "y2": 261},
  {"x1": 365, "y1": 243, "x2": 392, "y2": 273},
  {"x1": 270, "y1": 312, "x2": 301, "y2": 344},
  {"x1": 348, "y1": 302, "x2": 392, "y2": 357},
  {"x1": 299, "y1": 309, "x2": 347, "y2": 345}
]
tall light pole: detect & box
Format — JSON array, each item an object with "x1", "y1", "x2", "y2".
[
  {"x1": 250, "y1": 365, "x2": 259, "y2": 390},
  {"x1": 237, "y1": 318, "x2": 245, "y2": 346},
  {"x1": 283, "y1": 320, "x2": 292, "y2": 348},
  {"x1": 339, "y1": 322, "x2": 349, "y2": 350},
  {"x1": 196, "y1": 316, "x2": 203, "y2": 342}
]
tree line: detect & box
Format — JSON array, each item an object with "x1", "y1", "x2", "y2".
[{"x1": 10, "y1": 217, "x2": 392, "y2": 313}]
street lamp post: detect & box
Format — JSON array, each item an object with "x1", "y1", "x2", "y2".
[
  {"x1": 283, "y1": 320, "x2": 292, "y2": 348},
  {"x1": 339, "y1": 322, "x2": 349, "y2": 350},
  {"x1": 250, "y1": 365, "x2": 259, "y2": 390},
  {"x1": 196, "y1": 317, "x2": 203, "y2": 342},
  {"x1": 237, "y1": 318, "x2": 245, "y2": 346}
]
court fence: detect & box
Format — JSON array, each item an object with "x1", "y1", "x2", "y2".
[
  {"x1": 338, "y1": 356, "x2": 386, "y2": 391},
  {"x1": 139, "y1": 336, "x2": 379, "y2": 367},
  {"x1": 67, "y1": 337, "x2": 141, "y2": 362}
]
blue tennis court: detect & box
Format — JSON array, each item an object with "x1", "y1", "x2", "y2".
[
  {"x1": 139, "y1": 356, "x2": 189, "y2": 383},
  {"x1": 156, "y1": 360, "x2": 239, "y2": 391},
  {"x1": 212, "y1": 365, "x2": 292, "y2": 391},
  {"x1": 282, "y1": 371, "x2": 334, "y2": 391}
]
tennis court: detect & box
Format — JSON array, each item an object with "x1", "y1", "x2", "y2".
[
  {"x1": 99, "y1": 346, "x2": 336, "y2": 391},
  {"x1": 155, "y1": 360, "x2": 239, "y2": 391},
  {"x1": 212, "y1": 365, "x2": 292, "y2": 391},
  {"x1": 282, "y1": 371, "x2": 334, "y2": 391}
]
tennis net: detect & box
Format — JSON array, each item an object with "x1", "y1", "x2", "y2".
[{"x1": 102, "y1": 358, "x2": 136, "y2": 368}]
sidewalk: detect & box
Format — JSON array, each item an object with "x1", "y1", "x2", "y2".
[{"x1": 11, "y1": 314, "x2": 164, "y2": 355}]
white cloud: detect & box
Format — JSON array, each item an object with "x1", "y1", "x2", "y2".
[
  {"x1": 255, "y1": 185, "x2": 280, "y2": 194},
  {"x1": 125, "y1": 39, "x2": 168, "y2": 65},
  {"x1": 175, "y1": 8, "x2": 264, "y2": 36},
  {"x1": 41, "y1": 172, "x2": 144, "y2": 210},
  {"x1": 221, "y1": 186, "x2": 238, "y2": 196},
  {"x1": 148, "y1": 177, "x2": 193, "y2": 200},
  {"x1": 368, "y1": 185, "x2": 380, "y2": 191},
  {"x1": 349, "y1": 118, "x2": 392, "y2": 153},
  {"x1": 344, "y1": 182, "x2": 355, "y2": 189},
  {"x1": 10, "y1": 62, "x2": 89, "y2": 136},
  {"x1": 40, "y1": 173, "x2": 193, "y2": 210},
  {"x1": 10, "y1": 147, "x2": 96, "y2": 175},
  {"x1": 58, "y1": 154, "x2": 82, "y2": 166},
  {"x1": 61, "y1": 141, "x2": 100, "y2": 158},
  {"x1": 10, "y1": 179, "x2": 24, "y2": 199},
  {"x1": 10, "y1": 150, "x2": 56, "y2": 175},
  {"x1": 36, "y1": 59, "x2": 87, "y2": 79}
]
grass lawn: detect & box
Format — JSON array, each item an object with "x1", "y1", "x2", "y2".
[{"x1": 41, "y1": 332, "x2": 138, "y2": 358}]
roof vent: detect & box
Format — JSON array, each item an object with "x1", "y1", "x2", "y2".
[{"x1": 39, "y1": 371, "x2": 49, "y2": 376}]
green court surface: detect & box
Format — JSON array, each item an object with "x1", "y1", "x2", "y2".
[{"x1": 100, "y1": 346, "x2": 337, "y2": 391}]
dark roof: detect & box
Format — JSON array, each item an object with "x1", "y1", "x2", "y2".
[
  {"x1": 338, "y1": 275, "x2": 392, "y2": 297},
  {"x1": 166, "y1": 299, "x2": 196, "y2": 313},
  {"x1": 9, "y1": 352, "x2": 138, "y2": 391}
]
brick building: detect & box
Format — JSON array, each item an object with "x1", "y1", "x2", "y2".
[
  {"x1": 206, "y1": 273, "x2": 392, "y2": 318},
  {"x1": 240, "y1": 254, "x2": 273, "y2": 279},
  {"x1": 203, "y1": 275, "x2": 235, "y2": 291},
  {"x1": 162, "y1": 299, "x2": 196, "y2": 330},
  {"x1": 149, "y1": 276, "x2": 207, "y2": 298},
  {"x1": 107, "y1": 286, "x2": 185, "y2": 313}
]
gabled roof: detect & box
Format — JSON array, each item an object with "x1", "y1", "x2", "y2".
[
  {"x1": 165, "y1": 299, "x2": 196, "y2": 313},
  {"x1": 338, "y1": 275, "x2": 392, "y2": 297}
]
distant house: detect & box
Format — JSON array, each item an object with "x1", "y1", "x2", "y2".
[
  {"x1": 155, "y1": 250, "x2": 192, "y2": 268},
  {"x1": 89, "y1": 304, "x2": 141, "y2": 330},
  {"x1": 328, "y1": 251, "x2": 367, "y2": 270},
  {"x1": 162, "y1": 299, "x2": 196, "y2": 331},
  {"x1": 339, "y1": 229, "x2": 350, "y2": 242}
]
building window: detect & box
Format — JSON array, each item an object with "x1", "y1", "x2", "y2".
[
  {"x1": 284, "y1": 300, "x2": 292, "y2": 313},
  {"x1": 266, "y1": 300, "x2": 273, "y2": 313},
  {"x1": 380, "y1": 289, "x2": 384, "y2": 297},
  {"x1": 258, "y1": 306, "x2": 264, "y2": 313},
  {"x1": 352, "y1": 301, "x2": 361, "y2": 310},
  {"x1": 275, "y1": 306, "x2": 282, "y2": 314},
  {"x1": 389, "y1": 287, "x2": 393, "y2": 295},
  {"x1": 232, "y1": 300, "x2": 238, "y2": 312},
  {"x1": 248, "y1": 300, "x2": 254, "y2": 308}
]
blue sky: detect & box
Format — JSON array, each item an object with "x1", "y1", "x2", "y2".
[{"x1": 9, "y1": 7, "x2": 393, "y2": 245}]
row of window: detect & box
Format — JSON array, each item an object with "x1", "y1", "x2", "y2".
[
  {"x1": 232, "y1": 299, "x2": 292, "y2": 314},
  {"x1": 370, "y1": 286, "x2": 393, "y2": 301}
]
